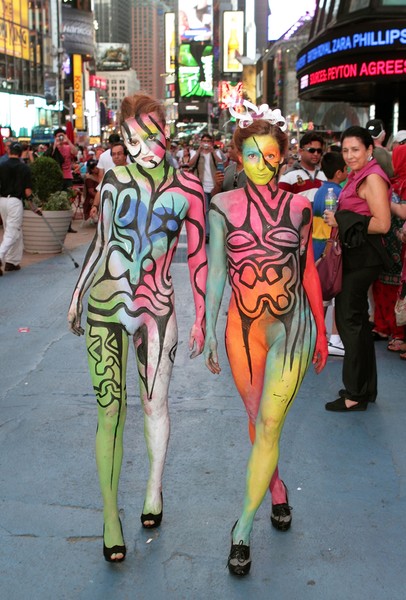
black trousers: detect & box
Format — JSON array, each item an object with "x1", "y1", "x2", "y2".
[{"x1": 335, "y1": 264, "x2": 382, "y2": 403}]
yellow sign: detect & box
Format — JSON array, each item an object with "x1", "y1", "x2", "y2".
[
  {"x1": 73, "y1": 54, "x2": 84, "y2": 130},
  {"x1": 0, "y1": 0, "x2": 30, "y2": 60}
]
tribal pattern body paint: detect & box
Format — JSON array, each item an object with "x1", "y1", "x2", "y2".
[
  {"x1": 68, "y1": 117, "x2": 207, "y2": 554},
  {"x1": 204, "y1": 130, "x2": 327, "y2": 549},
  {"x1": 214, "y1": 182, "x2": 316, "y2": 421}
]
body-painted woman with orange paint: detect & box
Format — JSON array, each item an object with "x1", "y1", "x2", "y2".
[
  {"x1": 204, "y1": 104, "x2": 327, "y2": 576},
  {"x1": 68, "y1": 94, "x2": 207, "y2": 562}
]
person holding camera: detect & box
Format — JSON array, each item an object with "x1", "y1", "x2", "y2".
[
  {"x1": 188, "y1": 133, "x2": 223, "y2": 242},
  {"x1": 49, "y1": 128, "x2": 78, "y2": 190}
]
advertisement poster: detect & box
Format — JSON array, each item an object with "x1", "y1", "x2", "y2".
[
  {"x1": 165, "y1": 12, "x2": 176, "y2": 74},
  {"x1": 96, "y1": 43, "x2": 130, "y2": 71},
  {"x1": 178, "y1": 42, "x2": 213, "y2": 97},
  {"x1": 0, "y1": 0, "x2": 30, "y2": 60},
  {"x1": 222, "y1": 11, "x2": 244, "y2": 73},
  {"x1": 178, "y1": 0, "x2": 212, "y2": 43}
]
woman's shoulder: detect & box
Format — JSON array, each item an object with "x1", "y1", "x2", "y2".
[
  {"x1": 212, "y1": 187, "x2": 246, "y2": 205},
  {"x1": 289, "y1": 191, "x2": 312, "y2": 209}
]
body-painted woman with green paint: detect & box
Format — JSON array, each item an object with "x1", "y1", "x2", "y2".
[
  {"x1": 204, "y1": 103, "x2": 328, "y2": 576},
  {"x1": 68, "y1": 94, "x2": 207, "y2": 562}
]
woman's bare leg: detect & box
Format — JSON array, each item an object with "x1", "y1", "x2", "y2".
[
  {"x1": 87, "y1": 321, "x2": 128, "y2": 558},
  {"x1": 133, "y1": 312, "x2": 178, "y2": 523}
]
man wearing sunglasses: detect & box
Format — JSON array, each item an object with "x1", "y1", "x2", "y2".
[{"x1": 279, "y1": 132, "x2": 326, "y2": 198}]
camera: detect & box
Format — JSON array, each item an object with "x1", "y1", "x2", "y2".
[
  {"x1": 58, "y1": 135, "x2": 64, "y2": 142},
  {"x1": 202, "y1": 143, "x2": 209, "y2": 149}
]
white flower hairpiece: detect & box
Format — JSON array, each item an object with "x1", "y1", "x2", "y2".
[{"x1": 229, "y1": 100, "x2": 287, "y2": 132}]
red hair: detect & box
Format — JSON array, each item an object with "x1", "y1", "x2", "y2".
[{"x1": 120, "y1": 93, "x2": 166, "y2": 126}]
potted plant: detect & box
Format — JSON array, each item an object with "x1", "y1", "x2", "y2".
[{"x1": 22, "y1": 157, "x2": 74, "y2": 254}]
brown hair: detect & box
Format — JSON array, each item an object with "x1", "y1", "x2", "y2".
[
  {"x1": 233, "y1": 120, "x2": 289, "y2": 157},
  {"x1": 120, "y1": 93, "x2": 166, "y2": 126}
]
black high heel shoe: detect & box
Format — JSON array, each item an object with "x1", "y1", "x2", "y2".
[
  {"x1": 140, "y1": 492, "x2": 163, "y2": 529},
  {"x1": 271, "y1": 481, "x2": 292, "y2": 531},
  {"x1": 103, "y1": 518, "x2": 126, "y2": 562},
  {"x1": 227, "y1": 521, "x2": 251, "y2": 577}
]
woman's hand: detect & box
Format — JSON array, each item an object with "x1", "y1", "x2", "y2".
[
  {"x1": 323, "y1": 209, "x2": 338, "y2": 227},
  {"x1": 312, "y1": 333, "x2": 328, "y2": 373},
  {"x1": 68, "y1": 299, "x2": 84, "y2": 336},
  {"x1": 204, "y1": 336, "x2": 221, "y2": 374},
  {"x1": 189, "y1": 322, "x2": 205, "y2": 359},
  {"x1": 89, "y1": 205, "x2": 99, "y2": 221}
]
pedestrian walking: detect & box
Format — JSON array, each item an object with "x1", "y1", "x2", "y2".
[
  {"x1": 0, "y1": 142, "x2": 42, "y2": 275},
  {"x1": 204, "y1": 104, "x2": 327, "y2": 576},
  {"x1": 68, "y1": 93, "x2": 207, "y2": 563}
]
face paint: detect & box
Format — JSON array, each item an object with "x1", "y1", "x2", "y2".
[
  {"x1": 242, "y1": 135, "x2": 281, "y2": 185},
  {"x1": 122, "y1": 112, "x2": 167, "y2": 169}
]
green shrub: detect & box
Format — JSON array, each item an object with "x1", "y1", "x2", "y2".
[
  {"x1": 42, "y1": 191, "x2": 72, "y2": 211},
  {"x1": 30, "y1": 156, "x2": 64, "y2": 203}
]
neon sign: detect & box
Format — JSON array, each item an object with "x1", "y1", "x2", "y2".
[
  {"x1": 300, "y1": 59, "x2": 406, "y2": 90},
  {"x1": 297, "y1": 27, "x2": 406, "y2": 70}
]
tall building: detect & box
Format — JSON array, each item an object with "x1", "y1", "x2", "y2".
[
  {"x1": 256, "y1": 0, "x2": 270, "y2": 54},
  {"x1": 130, "y1": 0, "x2": 170, "y2": 99},
  {"x1": 94, "y1": 0, "x2": 131, "y2": 44}
]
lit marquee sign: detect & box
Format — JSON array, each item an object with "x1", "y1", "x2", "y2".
[
  {"x1": 297, "y1": 27, "x2": 406, "y2": 70},
  {"x1": 297, "y1": 23, "x2": 406, "y2": 95},
  {"x1": 300, "y1": 58, "x2": 406, "y2": 90}
]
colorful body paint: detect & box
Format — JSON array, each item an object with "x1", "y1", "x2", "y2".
[
  {"x1": 204, "y1": 132, "x2": 327, "y2": 551},
  {"x1": 68, "y1": 125, "x2": 207, "y2": 555}
]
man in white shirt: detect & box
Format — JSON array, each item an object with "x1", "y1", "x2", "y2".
[
  {"x1": 278, "y1": 132, "x2": 326, "y2": 201},
  {"x1": 188, "y1": 133, "x2": 223, "y2": 241},
  {"x1": 97, "y1": 133, "x2": 128, "y2": 181},
  {"x1": 90, "y1": 142, "x2": 130, "y2": 220}
]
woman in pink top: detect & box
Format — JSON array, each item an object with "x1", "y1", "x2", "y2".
[{"x1": 324, "y1": 126, "x2": 391, "y2": 411}]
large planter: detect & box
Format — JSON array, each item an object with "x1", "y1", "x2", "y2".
[{"x1": 22, "y1": 210, "x2": 72, "y2": 254}]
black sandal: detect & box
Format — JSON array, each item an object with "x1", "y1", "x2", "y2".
[
  {"x1": 103, "y1": 518, "x2": 126, "y2": 562},
  {"x1": 227, "y1": 521, "x2": 251, "y2": 577},
  {"x1": 141, "y1": 493, "x2": 163, "y2": 529},
  {"x1": 271, "y1": 481, "x2": 292, "y2": 531}
]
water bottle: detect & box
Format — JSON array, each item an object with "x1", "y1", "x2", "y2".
[{"x1": 325, "y1": 187, "x2": 337, "y2": 212}]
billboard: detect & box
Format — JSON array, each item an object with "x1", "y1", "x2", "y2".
[
  {"x1": 96, "y1": 44, "x2": 130, "y2": 71},
  {"x1": 222, "y1": 11, "x2": 244, "y2": 73},
  {"x1": 178, "y1": 42, "x2": 213, "y2": 98},
  {"x1": 179, "y1": 0, "x2": 213, "y2": 43},
  {"x1": 0, "y1": 0, "x2": 30, "y2": 60},
  {"x1": 73, "y1": 54, "x2": 84, "y2": 129},
  {"x1": 44, "y1": 72, "x2": 58, "y2": 105},
  {"x1": 61, "y1": 6, "x2": 95, "y2": 55},
  {"x1": 218, "y1": 80, "x2": 243, "y2": 109},
  {"x1": 165, "y1": 12, "x2": 176, "y2": 74},
  {"x1": 297, "y1": 22, "x2": 406, "y2": 99}
]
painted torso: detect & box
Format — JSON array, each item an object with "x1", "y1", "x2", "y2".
[
  {"x1": 88, "y1": 163, "x2": 202, "y2": 332},
  {"x1": 212, "y1": 183, "x2": 311, "y2": 322}
]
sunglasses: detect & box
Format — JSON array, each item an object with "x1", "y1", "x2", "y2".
[{"x1": 303, "y1": 147, "x2": 323, "y2": 154}]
